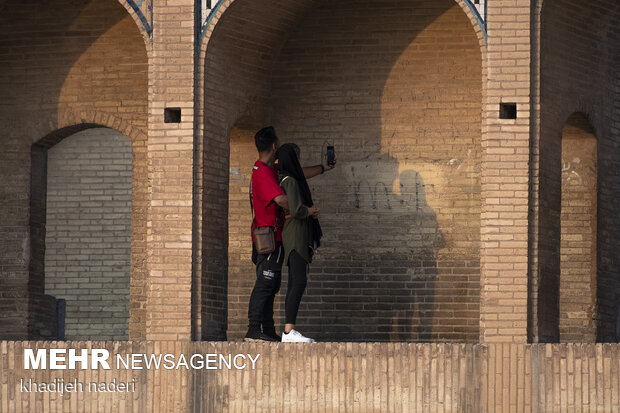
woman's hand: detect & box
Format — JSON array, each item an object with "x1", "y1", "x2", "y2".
[
  {"x1": 307, "y1": 205, "x2": 321, "y2": 219},
  {"x1": 322, "y1": 152, "x2": 336, "y2": 172}
]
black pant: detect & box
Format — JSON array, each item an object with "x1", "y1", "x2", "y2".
[
  {"x1": 285, "y1": 250, "x2": 308, "y2": 325},
  {"x1": 248, "y1": 242, "x2": 283, "y2": 329}
]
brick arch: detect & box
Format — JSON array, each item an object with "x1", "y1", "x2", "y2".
[
  {"x1": 198, "y1": 0, "x2": 487, "y2": 143},
  {"x1": 198, "y1": 0, "x2": 487, "y2": 150},
  {"x1": 116, "y1": 0, "x2": 152, "y2": 50},
  {"x1": 0, "y1": 0, "x2": 148, "y2": 339},
  {"x1": 534, "y1": 0, "x2": 620, "y2": 342},
  {"x1": 199, "y1": 0, "x2": 487, "y2": 58},
  {"x1": 53, "y1": 110, "x2": 146, "y2": 143},
  {"x1": 535, "y1": 0, "x2": 543, "y2": 17},
  {"x1": 30, "y1": 113, "x2": 148, "y2": 340},
  {"x1": 198, "y1": 0, "x2": 486, "y2": 341},
  {"x1": 558, "y1": 112, "x2": 598, "y2": 342}
]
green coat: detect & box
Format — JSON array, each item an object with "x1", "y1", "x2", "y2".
[{"x1": 280, "y1": 176, "x2": 313, "y2": 265}]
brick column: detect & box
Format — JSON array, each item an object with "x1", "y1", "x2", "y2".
[
  {"x1": 480, "y1": 1, "x2": 531, "y2": 343},
  {"x1": 146, "y1": 0, "x2": 195, "y2": 340}
]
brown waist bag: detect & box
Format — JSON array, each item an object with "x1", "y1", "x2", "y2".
[{"x1": 254, "y1": 226, "x2": 275, "y2": 254}]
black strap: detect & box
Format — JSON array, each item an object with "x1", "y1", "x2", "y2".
[
  {"x1": 249, "y1": 180, "x2": 254, "y2": 216},
  {"x1": 249, "y1": 164, "x2": 259, "y2": 217}
]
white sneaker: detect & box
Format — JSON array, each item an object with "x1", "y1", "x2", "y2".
[{"x1": 281, "y1": 329, "x2": 315, "y2": 343}]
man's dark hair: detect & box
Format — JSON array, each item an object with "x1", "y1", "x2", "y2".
[{"x1": 255, "y1": 126, "x2": 278, "y2": 152}]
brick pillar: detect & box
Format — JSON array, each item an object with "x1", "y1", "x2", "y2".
[
  {"x1": 480, "y1": 1, "x2": 531, "y2": 343},
  {"x1": 146, "y1": 0, "x2": 195, "y2": 340},
  {"x1": 0, "y1": 149, "x2": 34, "y2": 339}
]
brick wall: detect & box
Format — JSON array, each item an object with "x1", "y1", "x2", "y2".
[
  {"x1": 272, "y1": 0, "x2": 481, "y2": 342},
  {"x1": 478, "y1": 0, "x2": 530, "y2": 343},
  {"x1": 201, "y1": 0, "x2": 315, "y2": 340},
  {"x1": 45, "y1": 128, "x2": 132, "y2": 340},
  {"x1": 528, "y1": 0, "x2": 543, "y2": 344},
  {"x1": 145, "y1": 0, "x2": 195, "y2": 340},
  {"x1": 4, "y1": 341, "x2": 620, "y2": 412},
  {"x1": 559, "y1": 115, "x2": 597, "y2": 342},
  {"x1": 611, "y1": 37, "x2": 620, "y2": 343},
  {"x1": 599, "y1": 9, "x2": 620, "y2": 343},
  {"x1": 0, "y1": 0, "x2": 617, "y2": 344},
  {"x1": 0, "y1": 0, "x2": 148, "y2": 339},
  {"x1": 536, "y1": 0, "x2": 620, "y2": 342},
  {"x1": 227, "y1": 124, "x2": 262, "y2": 335},
  {"x1": 213, "y1": 0, "x2": 483, "y2": 341}
]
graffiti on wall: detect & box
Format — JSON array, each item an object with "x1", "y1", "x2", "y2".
[{"x1": 229, "y1": 167, "x2": 247, "y2": 184}]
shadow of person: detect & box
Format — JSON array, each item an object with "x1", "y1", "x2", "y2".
[
  {"x1": 387, "y1": 169, "x2": 445, "y2": 341},
  {"x1": 305, "y1": 152, "x2": 445, "y2": 342}
]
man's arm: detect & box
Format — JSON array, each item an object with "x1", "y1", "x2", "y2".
[
  {"x1": 303, "y1": 152, "x2": 336, "y2": 179},
  {"x1": 273, "y1": 194, "x2": 289, "y2": 210}
]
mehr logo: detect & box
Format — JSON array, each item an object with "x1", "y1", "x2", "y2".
[{"x1": 24, "y1": 349, "x2": 110, "y2": 370}]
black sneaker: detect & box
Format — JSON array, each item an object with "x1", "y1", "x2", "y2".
[
  {"x1": 263, "y1": 329, "x2": 282, "y2": 342},
  {"x1": 244, "y1": 330, "x2": 278, "y2": 342}
]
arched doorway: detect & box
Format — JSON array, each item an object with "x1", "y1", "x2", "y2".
[
  {"x1": 535, "y1": 0, "x2": 620, "y2": 343},
  {"x1": 0, "y1": 0, "x2": 148, "y2": 339},
  {"x1": 42, "y1": 128, "x2": 132, "y2": 340},
  {"x1": 559, "y1": 113, "x2": 597, "y2": 342},
  {"x1": 201, "y1": 0, "x2": 484, "y2": 342}
]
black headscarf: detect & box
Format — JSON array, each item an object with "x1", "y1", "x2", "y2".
[{"x1": 277, "y1": 143, "x2": 323, "y2": 249}]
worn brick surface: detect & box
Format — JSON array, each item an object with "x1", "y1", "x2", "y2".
[
  {"x1": 208, "y1": 0, "x2": 484, "y2": 342},
  {"x1": 0, "y1": 0, "x2": 148, "y2": 339},
  {"x1": 200, "y1": 0, "x2": 316, "y2": 340},
  {"x1": 45, "y1": 129, "x2": 132, "y2": 340},
  {"x1": 2, "y1": 341, "x2": 620, "y2": 412},
  {"x1": 145, "y1": 0, "x2": 195, "y2": 340},
  {"x1": 480, "y1": 0, "x2": 530, "y2": 343},
  {"x1": 0, "y1": 0, "x2": 619, "y2": 410},
  {"x1": 0, "y1": 0, "x2": 618, "y2": 348},
  {"x1": 559, "y1": 116, "x2": 597, "y2": 342},
  {"x1": 534, "y1": 0, "x2": 620, "y2": 342}
]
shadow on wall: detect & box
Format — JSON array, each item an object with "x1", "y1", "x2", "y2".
[
  {"x1": 205, "y1": 0, "x2": 482, "y2": 341},
  {"x1": 269, "y1": 0, "x2": 481, "y2": 341},
  {"x1": 537, "y1": 0, "x2": 620, "y2": 344},
  {"x1": 601, "y1": 46, "x2": 620, "y2": 342},
  {"x1": 305, "y1": 154, "x2": 447, "y2": 341},
  {"x1": 0, "y1": 0, "x2": 145, "y2": 137},
  {"x1": 227, "y1": 138, "x2": 448, "y2": 342},
  {"x1": 390, "y1": 169, "x2": 445, "y2": 340},
  {"x1": 346, "y1": 161, "x2": 446, "y2": 341}
]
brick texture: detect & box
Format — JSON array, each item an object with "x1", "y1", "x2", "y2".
[
  {"x1": 0, "y1": 0, "x2": 148, "y2": 339},
  {"x1": 227, "y1": 124, "x2": 261, "y2": 336},
  {"x1": 479, "y1": 0, "x2": 530, "y2": 343},
  {"x1": 145, "y1": 0, "x2": 195, "y2": 340},
  {"x1": 4, "y1": 341, "x2": 620, "y2": 412},
  {"x1": 199, "y1": 0, "x2": 316, "y2": 340},
  {"x1": 45, "y1": 128, "x2": 132, "y2": 340},
  {"x1": 205, "y1": 0, "x2": 484, "y2": 341},
  {"x1": 534, "y1": 0, "x2": 620, "y2": 342},
  {"x1": 559, "y1": 115, "x2": 597, "y2": 342},
  {"x1": 0, "y1": 0, "x2": 618, "y2": 346}
]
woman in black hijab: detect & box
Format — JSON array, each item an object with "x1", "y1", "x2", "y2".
[{"x1": 277, "y1": 143, "x2": 322, "y2": 343}]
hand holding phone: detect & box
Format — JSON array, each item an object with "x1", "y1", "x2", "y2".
[{"x1": 326, "y1": 146, "x2": 335, "y2": 166}]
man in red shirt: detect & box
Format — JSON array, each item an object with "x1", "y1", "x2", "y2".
[{"x1": 245, "y1": 126, "x2": 335, "y2": 342}]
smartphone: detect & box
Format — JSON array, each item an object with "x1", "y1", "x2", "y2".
[{"x1": 326, "y1": 146, "x2": 335, "y2": 166}]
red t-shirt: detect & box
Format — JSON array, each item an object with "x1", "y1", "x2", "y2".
[{"x1": 251, "y1": 161, "x2": 285, "y2": 242}]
